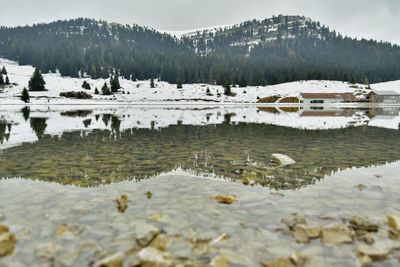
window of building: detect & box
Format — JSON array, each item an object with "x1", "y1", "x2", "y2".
[{"x1": 310, "y1": 100, "x2": 324, "y2": 104}]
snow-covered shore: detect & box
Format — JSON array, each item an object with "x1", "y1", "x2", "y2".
[{"x1": 2, "y1": 57, "x2": 396, "y2": 105}]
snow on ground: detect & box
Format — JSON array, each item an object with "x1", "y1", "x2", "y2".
[
  {"x1": 368, "y1": 115, "x2": 400, "y2": 130},
  {"x1": 370, "y1": 80, "x2": 400, "y2": 94},
  {"x1": 0, "y1": 58, "x2": 370, "y2": 105},
  {"x1": 161, "y1": 24, "x2": 235, "y2": 39}
]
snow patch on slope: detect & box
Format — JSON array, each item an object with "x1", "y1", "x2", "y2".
[{"x1": 0, "y1": 57, "x2": 377, "y2": 105}]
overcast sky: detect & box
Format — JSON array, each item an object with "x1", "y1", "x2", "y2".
[{"x1": 1, "y1": 0, "x2": 399, "y2": 44}]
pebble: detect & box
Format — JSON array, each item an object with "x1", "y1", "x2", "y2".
[
  {"x1": 93, "y1": 252, "x2": 125, "y2": 267},
  {"x1": 34, "y1": 243, "x2": 57, "y2": 259},
  {"x1": 132, "y1": 247, "x2": 173, "y2": 267},
  {"x1": 210, "y1": 254, "x2": 230, "y2": 267},
  {"x1": 349, "y1": 216, "x2": 379, "y2": 232},
  {"x1": 387, "y1": 214, "x2": 399, "y2": 236},
  {"x1": 271, "y1": 154, "x2": 296, "y2": 167},
  {"x1": 0, "y1": 229, "x2": 17, "y2": 257},
  {"x1": 116, "y1": 194, "x2": 129, "y2": 213},
  {"x1": 356, "y1": 246, "x2": 389, "y2": 261},
  {"x1": 133, "y1": 223, "x2": 160, "y2": 247},
  {"x1": 321, "y1": 224, "x2": 354, "y2": 245},
  {"x1": 1, "y1": 172, "x2": 400, "y2": 266},
  {"x1": 210, "y1": 195, "x2": 237, "y2": 204}
]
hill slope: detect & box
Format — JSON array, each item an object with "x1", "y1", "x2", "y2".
[{"x1": 1, "y1": 16, "x2": 400, "y2": 86}]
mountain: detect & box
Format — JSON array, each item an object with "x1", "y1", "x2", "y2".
[
  {"x1": 1, "y1": 15, "x2": 400, "y2": 86},
  {"x1": 0, "y1": 18, "x2": 190, "y2": 79},
  {"x1": 179, "y1": 15, "x2": 325, "y2": 55}
]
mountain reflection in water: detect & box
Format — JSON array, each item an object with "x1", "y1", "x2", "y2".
[{"x1": 0, "y1": 106, "x2": 399, "y2": 189}]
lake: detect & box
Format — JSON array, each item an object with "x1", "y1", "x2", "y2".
[{"x1": 1, "y1": 105, "x2": 400, "y2": 266}]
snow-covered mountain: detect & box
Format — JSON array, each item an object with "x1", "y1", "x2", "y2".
[{"x1": 178, "y1": 15, "x2": 326, "y2": 55}]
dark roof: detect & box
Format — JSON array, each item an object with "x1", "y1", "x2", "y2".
[
  {"x1": 368, "y1": 90, "x2": 400, "y2": 96},
  {"x1": 299, "y1": 92, "x2": 356, "y2": 101}
]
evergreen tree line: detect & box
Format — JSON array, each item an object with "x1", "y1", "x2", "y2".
[{"x1": 0, "y1": 17, "x2": 400, "y2": 87}]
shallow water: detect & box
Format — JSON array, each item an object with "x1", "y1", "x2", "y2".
[
  {"x1": 0, "y1": 105, "x2": 400, "y2": 266},
  {"x1": 1, "y1": 106, "x2": 400, "y2": 189}
]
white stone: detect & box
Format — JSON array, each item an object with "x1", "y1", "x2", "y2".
[{"x1": 271, "y1": 154, "x2": 296, "y2": 166}]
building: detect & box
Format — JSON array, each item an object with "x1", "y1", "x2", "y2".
[
  {"x1": 367, "y1": 91, "x2": 400, "y2": 104},
  {"x1": 298, "y1": 93, "x2": 356, "y2": 104}
]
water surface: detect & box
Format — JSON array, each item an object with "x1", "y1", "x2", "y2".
[
  {"x1": 1, "y1": 105, "x2": 400, "y2": 188},
  {"x1": 1, "y1": 105, "x2": 400, "y2": 266}
]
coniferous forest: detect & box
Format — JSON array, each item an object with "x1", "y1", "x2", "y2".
[{"x1": 1, "y1": 16, "x2": 400, "y2": 86}]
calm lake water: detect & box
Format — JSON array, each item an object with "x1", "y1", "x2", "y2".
[
  {"x1": 1, "y1": 105, "x2": 400, "y2": 266},
  {"x1": 1, "y1": 105, "x2": 400, "y2": 188}
]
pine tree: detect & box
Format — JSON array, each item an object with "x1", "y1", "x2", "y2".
[
  {"x1": 150, "y1": 78, "x2": 155, "y2": 88},
  {"x1": 21, "y1": 88, "x2": 30, "y2": 103},
  {"x1": 111, "y1": 74, "x2": 121, "y2": 92},
  {"x1": 364, "y1": 78, "x2": 371, "y2": 89},
  {"x1": 101, "y1": 82, "x2": 111, "y2": 95},
  {"x1": 82, "y1": 81, "x2": 91, "y2": 90},
  {"x1": 239, "y1": 75, "x2": 247, "y2": 87},
  {"x1": 0, "y1": 75, "x2": 4, "y2": 85},
  {"x1": 5, "y1": 76, "x2": 10, "y2": 85},
  {"x1": 28, "y1": 68, "x2": 46, "y2": 91},
  {"x1": 176, "y1": 78, "x2": 183, "y2": 89},
  {"x1": 30, "y1": 118, "x2": 47, "y2": 139},
  {"x1": 1, "y1": 66, "x2": 6, "y2": 75},
  {"x1": 94, "y1": 87, "x2": 99, "y2": 94},
  {"x1": 21, "y1": 107, "x2": 30, "y2": 121},
  {"x1": 224, "y1": 81, "x2": 232, "y2": 96}
]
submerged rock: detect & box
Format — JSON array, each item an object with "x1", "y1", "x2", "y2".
[
  {"x1": 262, "y1": 253, "x2": 307, "y2": 267},
  {"x1": 94, "y1": 252, "x2": 125, "y2": 267},
  {"x1": 293, "y1": 224, "x2": 321, "y2": 244},
  {"x1": 0, "y1": 225, "x2": 9, "y2": 234},
  {"x1": 270, "y1": 192, "x2": 285, "y2": 197},
  {"x1": 271, "y1": 154, "x2": 296, "y2": 167},
  {"x1": 210, "y1": 254, "x2": 230, "y2": 267},
  {"x1": 357, "y1": 233, "x2": 375, "y2": 245},
  {"x1": 357, "y1": 246, "x2": 390, "y2": 261},
  {"x1": 55, "y1": 224, "x2": 84, "y2": 239},
  {"x1": 149, "y1": 234, "x2": 171, "y2": 252},
  {"x1": 34, "y1": 242, "x2": 57, "y2": 259},
  {"x1": 0, "y1": 225, "x2": 16, "y2": 257},
  {"x1": 282, "y1": 214, "x2": 306, "y2": 231},
  {"x1": 147, "y1": 212, "x2": 171, "y2": 223},
  {"x1": 262, "y1": 257, "x2": 294, "y2": 267},
  {"x1": 321, "y1": 224, "x2": 354, "y2": 245},
  {"x1": 210, "y1": 195, "x2": 237, "y2": 205},
  {"x1": 116, "y1": 194, "x2": 129, "y2": 213},
  {"x1": 135, "y1": 224, "x2": 160, "y2": 247},
  {"x1": 305, "y1": 226, "x2": 322, "y2": 239},
  {"x1": 354, "y1": 184, "x2": 367, "y2": 191},
  {"x1": 349, "y1": 216, "x2": 379, "y2": 232},
  {"x1": 388, "y1": 214, "x2": 399, "y2": 237},
  {"x1": 293, "y1": 225, "x2": 309, "y2": 244},
  {"x1": 131, "y1": 247, "x2": 173, "y2": 267}
]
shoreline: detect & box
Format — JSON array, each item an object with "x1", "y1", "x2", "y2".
[{"x1": 1, "y1": 101, "x2": 400, "y2": 108}]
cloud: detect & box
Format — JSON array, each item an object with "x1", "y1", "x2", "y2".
[{"x1": 0, "y1": 0, "x2": 399, "y2": 44}]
